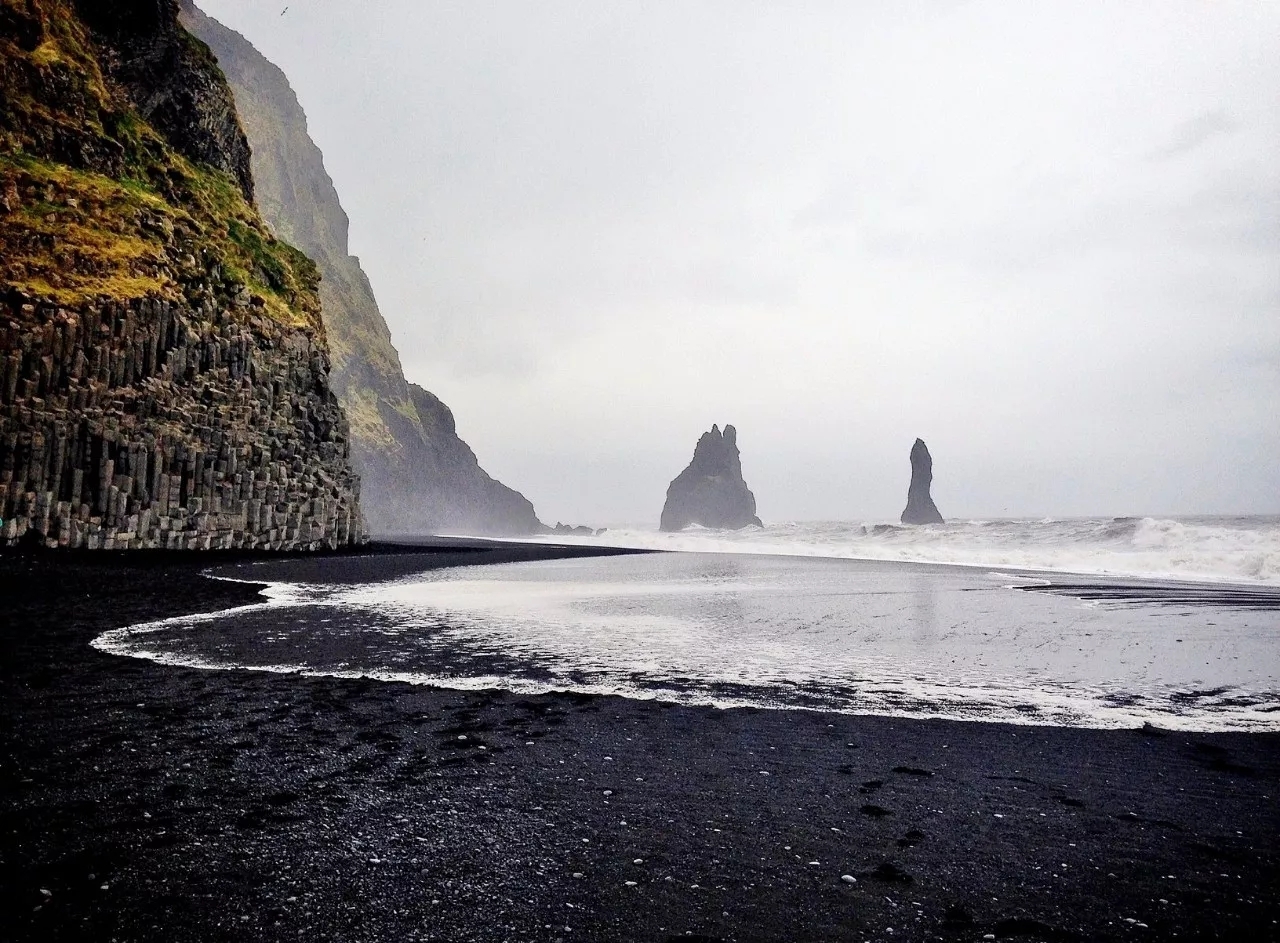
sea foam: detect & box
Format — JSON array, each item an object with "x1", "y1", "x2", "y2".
[{"x1": 520, "y1": 515, "x2": 1280, "y2": 585}]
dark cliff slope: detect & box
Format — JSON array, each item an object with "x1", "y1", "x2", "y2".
[
  {"x1": 0, "y1": 0, "x2": 362, "y2": 549},
  {"x1": 660, "y1": 424, "x2": 762, "y2": 532},
  {"x1": 181, "y1": 3, "x2": 541, "y2": 537}
]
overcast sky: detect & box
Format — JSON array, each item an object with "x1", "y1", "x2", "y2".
[{"x1": 199, "y1": 0, "x2": 1278, "y2": 524}]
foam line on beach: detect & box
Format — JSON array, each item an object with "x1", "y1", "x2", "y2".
[{"x1": 91, "y1": 573, "x2": 1280, "y2": 734}]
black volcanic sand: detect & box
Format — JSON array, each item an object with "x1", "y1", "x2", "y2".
[{"x1": 2, "y1": 547, "x2": 1278, "y2": 943}]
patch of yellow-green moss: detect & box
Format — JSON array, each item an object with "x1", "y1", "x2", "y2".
[
  {"x1": 1, "y1": 153, "x2": 319, "y2": 327},
  {"x1": 340, "y1": 386, "x2": 403, "y2": 452},
  {"x1": 0, "y1": 0, "x2": 320, "y2": 328}
]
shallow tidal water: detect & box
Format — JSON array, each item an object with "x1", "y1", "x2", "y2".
[{"x1": 95, "y1": 551, "x2": 1280, "y2": 732}]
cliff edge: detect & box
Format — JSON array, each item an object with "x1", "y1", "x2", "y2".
[
  {"x1": 660, "y1": 424, "x2": 762, "y2": 532},
  {"x1": 181, "y1": 3, "x2": 540, "y2": 537},
  {"x1": 0, "y1": 0, "x2": 362, "y2": 549},
  {"x1": 900, "y1": 437, "x2": 944, "y2": 525}
]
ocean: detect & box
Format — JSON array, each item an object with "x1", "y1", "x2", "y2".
[
  {"x1": 94, "y1": 516, "x2": 1280, "y2": 733},
  {"x1": 527, "y1": 515, "x2": 1280, "y2": 586}
]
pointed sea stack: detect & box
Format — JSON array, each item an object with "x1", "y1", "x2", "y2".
[
  {"x1": 660, "y1": 424, "x2": 763, "y2": 532},
  {"x1": 900, "y1": 438, "x2": 945, "y2": 525}
]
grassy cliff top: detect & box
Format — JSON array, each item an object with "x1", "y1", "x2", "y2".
[{"x1": 0, "y1": 0, "x2": 320, "y2": 328}]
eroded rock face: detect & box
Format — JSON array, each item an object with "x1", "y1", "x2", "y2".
[
  {"x1": 74, "y1": 0, "x2": 256, "y2": 203},
  {"x1": 900, "y1": 438, "x2": 944, "y2": 525},
  {"x1": 0, "y1": 0, "x2": 362, "y2": 549},
  {"x1": 182, "y1": 3, "x2": 541, "y2": 536},
  {"x1": 660, "y1": 424, "x2": 762, "y2": 532}
]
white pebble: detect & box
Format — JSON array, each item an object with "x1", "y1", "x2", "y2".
[
  {"x1": 572, "y1": 872, "x2": 584, "y2": 879},
  {"x1": 633, "y1": 859, "x2": 644, "y2": 864},
  {"x1": 841, "y1": 875, "x2": 857, "y2": 884},
  {"x1": 624, "y1": 881, "x2": 637, "y2": 887}
]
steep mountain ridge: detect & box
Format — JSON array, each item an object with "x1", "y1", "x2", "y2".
[
  {"x1": 0, "y1": 0, "x2": 362, "y2": 549},
  {"x1": 181, "y1": 2, "x2": 541, "y2": 536}
]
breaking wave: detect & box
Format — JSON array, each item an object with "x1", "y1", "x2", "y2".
[{"x1": 527, "y1": 515, "x2": 1280, "y2": 585}]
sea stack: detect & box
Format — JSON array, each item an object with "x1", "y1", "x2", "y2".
[
  {"x1": 900, "y1": 438, "x2": 945, "y2": 525},
  {"x1": 660, "y1": 425, "x2": 763, "y2": 532}
]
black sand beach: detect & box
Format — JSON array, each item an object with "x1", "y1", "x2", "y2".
[{"x1": 2, "y1": 546, "x2": 1278, "y2": 943}]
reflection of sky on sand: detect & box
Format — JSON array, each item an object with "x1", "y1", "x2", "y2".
[{"x1": 95, "y1": 553, "x2": 1280, "y2": 732}]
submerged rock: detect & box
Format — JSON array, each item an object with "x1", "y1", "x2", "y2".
[
  {"x1": 547, "y1": 522, "x2": 594, "y2": 536},
  {"x1": 660, "y1": 424, "x2": 762, "y2": 532},
  {"x1": 900, "y1": 438, "x2": 944, "y2": 525}
]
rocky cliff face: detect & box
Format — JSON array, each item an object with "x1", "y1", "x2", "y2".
[
  {"x1": 181, "y1": 3, "x2": 541, "y2": 537},
  {"x1": 0, "y1": 0, "x2": 362, "y2": 549},
  {"x1": 660, "y1": 424, "x2": 762, "y2": 532},
  {"x1": 900, "y1": 437, "x2": 944, "y2": 525}
]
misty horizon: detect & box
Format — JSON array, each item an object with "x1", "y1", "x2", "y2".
[{"x1": 199, "y1": 0, "x2": 1279, "y2": 525}]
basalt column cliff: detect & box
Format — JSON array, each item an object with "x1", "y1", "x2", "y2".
[
  {"x1": 181, "y1": 3, "x2": 541, "y2": 537},
  {"x1": 0, "y1": 0, "x2": 362, "y2": 549}
]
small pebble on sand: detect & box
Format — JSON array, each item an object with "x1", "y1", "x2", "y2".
[{"x1": 841, "y1": 875, "x2": 857, "y2": 884}]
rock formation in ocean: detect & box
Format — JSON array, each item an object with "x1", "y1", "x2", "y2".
[
  {"x1": 660, "y1": 424, "x2": 762, "y2": 532},
  {"x1": 900, "y1": 438, "x2": 944, "y2": 525},
  {"x1": 181, "y1": 3, "x2": 541, "y2": 537},
  {"x1": 0, "y1": 0, "x2": 362, "y2": 549}
]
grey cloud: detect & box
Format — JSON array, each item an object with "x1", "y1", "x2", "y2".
[
  {"x1": 201, "y1": 0, "x2": 1280, "y2": 522},
  {"x1": 1148, "y1": 109, "x2": 1238, "y2": 162}
]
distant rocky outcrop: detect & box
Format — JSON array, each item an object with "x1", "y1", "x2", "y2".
[
  {"x1": 660, "y1": 424, "x2": 762, "y2": 532},
  {"x1": 900, "y1": 438, "x2": 944, "y2": 525},
  {"x1": 547, "y1": 522, "x2": 595, "y2": 537},
  {"x1": 181, "y1": 2, "x2": 541, "y2": 537}
]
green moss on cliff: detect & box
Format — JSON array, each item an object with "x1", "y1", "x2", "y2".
[{"x1": 0, "y1": 0, "x2": 319, "y2": 327}]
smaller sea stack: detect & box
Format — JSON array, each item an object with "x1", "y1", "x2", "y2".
[
  {"x1": 660, "y1": 424, "x2": 762, "y2": 532},
  {"x1": 900, "y1": 438, "x2": 945, "y2": 525}
]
